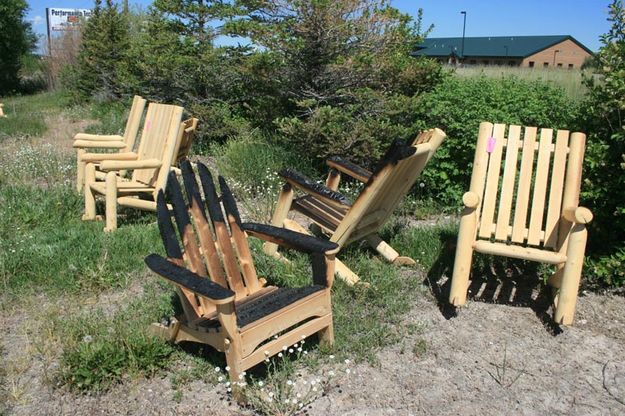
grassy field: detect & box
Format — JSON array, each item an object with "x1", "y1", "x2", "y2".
[
  {"x1": 453, "y1": 65, "x2": 589, "y2": 101},
  {"x1": 0, "y1": 92, "x2": 461, "y2": 414}
]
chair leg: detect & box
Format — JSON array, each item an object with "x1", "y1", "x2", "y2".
[
  {"x1": 318, "y1": 321, "x2": 334, "y2": 347},
  {"x1": 449, "y1": 206, "x2": 478, "y2": 307},
  {"x1": 365, "y1": 234, "x2": 416, "y2": 265},
  {"x1": 83, "y1": 163, "x2": 97, "y2": 221},
  {"x1": 76, "y1": 149, "x2": 86, "y2": 193},
  {"x1": 263, "y1": 183, "x2": 294, "y2": 257},
  {"x1": 104, "y1": 171, "x2": 118, "y2": 232},
  {"x1": 553, "y1": 224, "x2": 588, "y2": 325}
]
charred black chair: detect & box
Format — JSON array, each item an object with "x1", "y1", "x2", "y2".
[{"x1": 145, "y1": 161, "x2": 338, "y2": 381}]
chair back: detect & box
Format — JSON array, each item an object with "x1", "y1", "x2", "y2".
[
  {"x1": 121, "y1": 95, "x2": 147, "y2": 151},
  {"x1": 175, "y1": 118, "x2": 199, "y2": 165},
  {"x1": 155, "y1": 162, "x2": 263, "y2": 318},
  {"x1": 332, "y1": 128, "x2": 445, "y2": 246},
  {"x1": 131, "y1": 103, "x2": 184, "y2": 188},
  {"x1": 469, "y1": 122, "x2": 586, "y2": 252}
]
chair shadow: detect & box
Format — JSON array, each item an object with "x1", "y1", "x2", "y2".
[{"x1": 423, "y1": 229, "x2": 562, "y2": 335}]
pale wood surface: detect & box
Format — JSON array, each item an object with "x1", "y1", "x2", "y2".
[
  {"x1": 268, "y1": 128, "x2": 445, "y2": 284},
  {"x1": 448, "y1": 121, "x2": 591, "y2": 326}
]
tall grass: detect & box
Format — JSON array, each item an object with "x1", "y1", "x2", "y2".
[{"x1": 453, "y1": 65, "x2": 588, "y2": 101}]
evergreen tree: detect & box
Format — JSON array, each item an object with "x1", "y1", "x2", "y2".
[{"x1": 0, "y1": 0, "x2": 37, "y2": 95}]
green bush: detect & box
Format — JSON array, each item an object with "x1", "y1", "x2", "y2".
[
  {"x1": 413, "y1": 75, "x2": 579, "y2": 204},
  {"x1": 579, "y1": 0, "x2": 625, "y2": 287}
]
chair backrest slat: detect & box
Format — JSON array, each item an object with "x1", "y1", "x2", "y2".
[
  {"x1": 544, "y1": 130, "x2": 570, "y2": 248},
  {"x1": 527, "y1": 128, "x2": 554, "y2": 245},
  {"x1": 220, "y1": 176, "x2": 261, "y2": 293},
  {"x1": 197, "y1": 165, "x2": 248, "y2": 298},
  {"x1": 511, "y1": 127, "x2": 538, "y2": 243},
  {"x1": 494, "y1": 125, "x2": 522, "y2": 241},
  {"x1": 132, "y1": 103, "x2": 184, "y2": 187},
  {"x1": 122, "y1": 95, "x2": 147, "y2": 151},
  {"x1": 478, "y1": 124, "x2": 506, "y2": 239}
]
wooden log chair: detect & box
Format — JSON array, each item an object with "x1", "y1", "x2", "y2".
[
  {"x1": 145, "y1": 161, "x2": 338, "y2": 382},
  {"x1": 448, "y1": 122, "x2": 593, "y2": 325},
  {"x1": 263, "y1": 128, "x2": 446, "y2": 285},
  {"x1": 0, "y1": 103, "x2": 6, "y2": 118},
  {"x1": 83, "y1": 102, "x2": 198, "y2": 231},
  {"x1": 74, "y1": 95, "x2": 147, "y2": 192}
]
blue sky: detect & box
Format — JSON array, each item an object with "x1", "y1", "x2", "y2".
[{"x1": 27, "y1": 0, "x2": 612, "y2": 51}]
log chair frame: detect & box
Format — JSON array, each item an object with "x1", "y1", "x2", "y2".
[
  {"x1": 264, "y1": 128, "x2": 446, "y2": 284},
  {"x1": 448, "y1": 122, "x2": 593, "y2": 325}
]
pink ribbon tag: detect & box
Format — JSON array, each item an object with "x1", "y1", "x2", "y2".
[
  {"x1": 145, "y1": 120, "x2": 151, "y2": 132},
  {"x1": 486, "y1": 137, "x2": 496, "y2": 153}
]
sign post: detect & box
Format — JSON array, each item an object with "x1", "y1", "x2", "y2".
[{"x1": 45, "y1": 8, "x2": 93, "y2": 54}]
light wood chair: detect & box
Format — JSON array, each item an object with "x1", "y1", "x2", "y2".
[
  {"x1": 74, "y1": 95, "x2": 147, "y2": 192},
  {"x1": 145, "y1": 161, "x2": 338, "y2": 383},
  {"x1": 264, "y1": 128, "x2": 446, "y2": 284},
  {"x1": 448, "y1": 122, "x2": 593, "y2": 325},
  {"x1": 83, "y1": 102, "x2": 197, "y2": 231}
]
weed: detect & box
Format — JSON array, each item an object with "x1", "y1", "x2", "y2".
[
  {"x1": 55, "y1": 285, "x2": 175, "y2": 391},
  {"x1": 487, "y1": 342, "x2": 526, "y2": 388}
]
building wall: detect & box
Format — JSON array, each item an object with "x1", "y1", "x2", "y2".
[{"x1": 521, "y1": 39, "x2": 591, "y2": 69}]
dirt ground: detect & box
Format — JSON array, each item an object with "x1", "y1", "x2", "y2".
[{"x1": 3, "y1": 272, "x2": 625, "y2": 416}]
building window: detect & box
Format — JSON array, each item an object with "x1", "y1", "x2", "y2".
[
  {"x1": 557, "y1": 63, "x2": 563, "y2": 68},
  {"x1": 529, "y1": 61, "x2": 535, "y2": 68},
  {"x1": 568, "y1": 64, "x2": 574, "y2": 69},
  {"x1": 543, "y1": 62, "x2": 549, "y2": 68}
]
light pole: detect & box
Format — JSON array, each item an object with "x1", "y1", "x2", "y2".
[{"x1": 460, "y1": 11, "x2": 467, "y2": 61}]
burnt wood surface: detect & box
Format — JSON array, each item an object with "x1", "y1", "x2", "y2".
[
  {"x1": 326, "y1": 156, "x2": 372, "y2": 182},
  {"x1": 156, "y1": 191, "x2": 183, "y2": 259},
  {"x1": 242, "y1": 223, "x2": 338, "y2": 254},
  {"x1": 200, "y1": 285, "x2": 325, "y2": 328},
  {"x1": 219, "y1": 175, "x2": 243, "y2": 227},
  {"x1": 145, "y1": 254, "x2": 234, "y2": 300},
  {"x1": 180, "y1": 160, "x2": 207, "y2": 221},
  {"x1": 279, "y1": 168, "x2": 351, "y2": 206},
  {"x1": 371, "y1": 139, "x2": 417, "y2": 175}
]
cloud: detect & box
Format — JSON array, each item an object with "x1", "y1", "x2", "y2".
[{"x1": 30, "y1": 15, "x2": 44, "y2": 26}]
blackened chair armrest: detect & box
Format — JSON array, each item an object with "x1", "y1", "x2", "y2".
[
  {"x1": 279, "y1": 168, "x2": 351, "y2": 208},
  {"x1": 242, "y1": 223, "x2": 339, "y2": 254},
  {"x1": 326, "y1": 156, "x2": 372, "y2": 183},
  {"x1": 145, "y1": 254, "x2": 235, "y2": 303}
]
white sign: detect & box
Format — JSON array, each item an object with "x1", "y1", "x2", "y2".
[{"x1": 46, "y1": 8, "x2": 92, "y2": 32}]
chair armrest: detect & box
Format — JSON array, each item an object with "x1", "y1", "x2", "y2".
[
  {"x1": 279, "y1": 168, "x2": 351, "y2": 208},
  {"x1": 462, "y1": 191, "x2": 480, "y2": 209},
  {"x1": 100, "y1": 158, "x2": 162, "y2": 171},
  {"x1": 145, "y1": 254, "x2": 235, "y2": 304},
  {"x1": 242, "y1": 223, "x2": 339, "y2": 254},
  {"x1": 74, "y1": 133, "x2": 124, "y2": 141},
  {"x1": 326, "y1": 156, "x2": 372, "y2": 183},
  {"x1": 563, "y1": 206, "x2": 593, "y2": 224},
  {"x1": 73, "y1": 139, "x2": 127, "y2": 149},
  {"x1": 81, "y1": 152, "x2": 138, "y2": 163}
]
